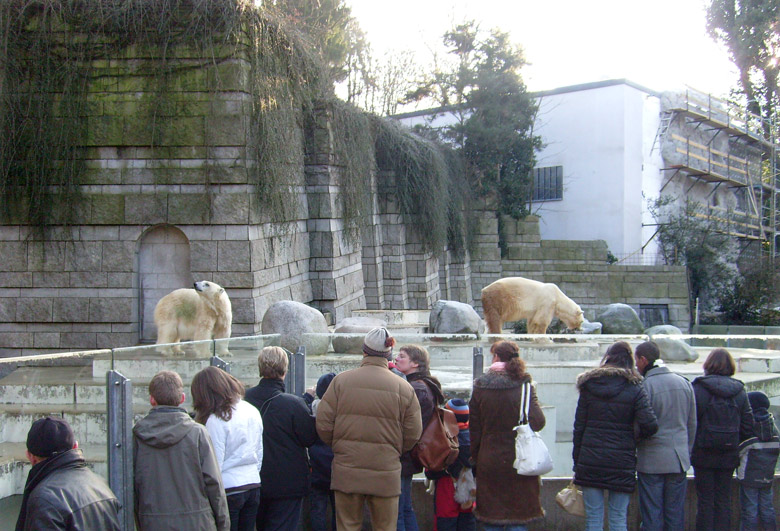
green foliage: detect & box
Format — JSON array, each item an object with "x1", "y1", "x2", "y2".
[
  {"x1": 719, "y1": 255, "x2": 780, "y2": 325},
  {"x1": 374, "y1": 118, "x2": 470, "y2": 254},
  {"x1": 0, "y1": 0, "x2": 326, "y2": 231},
  {"x1": 408, "y1": 21, "x2": 540, "y2": 221},
  {"x1": 328, "y1": 99, "x2": 374, "y2": 242},
  {"x1": 268, "y1": 0, "x2": 356, "y2": 83},
  {"x1": 707, "y1": 0, "x2": 780, "y2": 124},
  {"x1": 648, "y1": 195, "x2": 738, "y2": 316}
]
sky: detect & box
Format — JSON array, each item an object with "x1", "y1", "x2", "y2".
[{"x1": 347, "y1": 0, "x2": 739, "y2": 101}]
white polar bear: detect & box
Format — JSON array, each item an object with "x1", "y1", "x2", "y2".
[
  {"x1": 481, "y1": 277, "x2": 584, "y2": 335},
  {"x1": 154, "y1": 280, "x2": 232, "y2": 356}
]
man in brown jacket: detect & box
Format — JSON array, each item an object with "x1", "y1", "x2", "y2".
[{"x1": 316, "y1": 327, "x2": 423, "y2": 531}]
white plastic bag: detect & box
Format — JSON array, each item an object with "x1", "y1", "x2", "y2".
[
  {"x1": 453, "y1": 468, "x2": 476, "y2": 506},
  {"x1": 512, "y1": 382, "x2": 553, "y2": 476}
]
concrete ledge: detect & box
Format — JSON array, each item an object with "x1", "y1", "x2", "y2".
[{"x1": 0, "y1": 350, "x2": 107, "y2": 379}]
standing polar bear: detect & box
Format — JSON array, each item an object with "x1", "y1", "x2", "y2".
[
  {"x1": 481, "y1": 277, "x2": 584, "y2": 335},
  {"x1": 154, "y1": 280, "x2": 232, "y2": 356}
]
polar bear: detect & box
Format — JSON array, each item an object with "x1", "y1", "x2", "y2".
[
  {"x1": 154, "y1": 280, "x2": 232, "y2": 356},
  {"x1": 481, "y1": 277, "x2": 584, "y2": 335}
]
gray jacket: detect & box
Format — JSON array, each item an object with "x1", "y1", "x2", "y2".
[
  {"x1": 133, "y1": 406, "x2": 230, "y2": 531},
  {"x1": 636, "y1": 365, "x2": 697, "y2": 474}
]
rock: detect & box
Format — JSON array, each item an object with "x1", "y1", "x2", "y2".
[
  {"x1": 261, "y1": 301, "x2": 330, "y2": 356},
  {"x1": 652, "y1": 337, "x2": 698, "y2": 362},
  {"x1": 578, "y1": 319, "x2": 602, "y2": 335},
  {"x1": 645, "y1": 324, "x2": 683, "y2": 336},
  {"x1": 596, "y1": 304, "x2": 644, "y2": 334},
  {"x1": 429, "y1": 300, "x2": 484, "y2": 334},
  {"x1": 332, "y1": 316, "x2": 387, "y2": 354},
  {"x1": 645, "y1": 324, "x2": 697, "y2": 362}
]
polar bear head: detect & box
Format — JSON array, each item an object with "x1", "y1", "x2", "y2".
[{"x1": 194, "y1": 280, "x2": 224, "y2": 298}]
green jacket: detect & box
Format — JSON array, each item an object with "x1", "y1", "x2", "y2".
[{"x1": 133, "y1": 406, "x2": 229, "y2": 531}]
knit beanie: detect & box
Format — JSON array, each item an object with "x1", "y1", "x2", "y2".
[
  {"x1": 748, "y1": 391, "x2": 770, "y2": 412},
  {"x1": 446, "y1": 398, "x2": 469, "y2": 428},
  {"x1": 363, "y1": 327, "x2": 395, "y2": 357},
  {"x1": 316, "y1": 372, "x2": 337, "y2": 399},
  {"x1": 27, "y1": 416, "x2": 75, "y2": 458}
]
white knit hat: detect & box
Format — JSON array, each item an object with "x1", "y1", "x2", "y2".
[{"x1": 363, "y1": 327, "x2": 395, "y2": 357}]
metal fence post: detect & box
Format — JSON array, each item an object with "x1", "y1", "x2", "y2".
[
  {"x1": 210, "y1": 355, "x2": 231, "y2": 373},
  {"x1": 293, "y1": 346, "x2": 306, "y2": 396},
  {"x1": 473, "y1": 346, "x2": 484, "y2": 382},
  {"x1": 107, "y1": 370, "x2": 133, "y2": 531}
]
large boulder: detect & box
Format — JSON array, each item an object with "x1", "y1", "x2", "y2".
[
  {"x1": 261, "y1": 301, "x2": 330, "y2": 356},
  {"x1": 596, "y1": 304, "x2": 644, "y2": 334},
  {"x1": 332, "y1": 316, "x2": 387, "y2": 354},
  {"x1": 645, "y1": 324, "x2": 697, "y2": 362},
  {"x1": 429, "y1": 300, "x2": 484, "y2": 334}
]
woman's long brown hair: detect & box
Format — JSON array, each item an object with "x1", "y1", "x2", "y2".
[
  {"x1": 491, "y1": 340, "x2": 526, "y2": 380},
  {"x1": 191, "y1": 366, "x2": 245, "y2": 424}
]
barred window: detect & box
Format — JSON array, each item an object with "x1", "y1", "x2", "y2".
[{"x1": 532, "y1": 166, "x2": 563, "y2": 201}]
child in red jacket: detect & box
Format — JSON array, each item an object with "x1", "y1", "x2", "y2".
[{"x1": 428, "y1": 399, "x2": 476, "y2": 531}]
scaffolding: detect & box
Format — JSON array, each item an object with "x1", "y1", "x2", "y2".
[{"x1": 658, "y1": 87, "x2": 779, "y2": 257}]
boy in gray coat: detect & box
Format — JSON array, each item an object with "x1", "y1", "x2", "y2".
[
  {"x1": 133, "y1": 370, "x2": 229, "y2": 530},
  {"x1": 635, "y1": 341, "x2": 697, "y2": 531}
]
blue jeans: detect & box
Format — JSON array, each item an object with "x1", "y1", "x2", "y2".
[
  {"x1": 693, "y1": 466, "x2": 733, "y2": 531},
  {"x1": 397, "y1": 475, "x2": 419, "y2": 531},
  {"x1": 309, "y1": 487, "x2": 336, "y2": 531},
  {"x1": 637, "y1": 472, "x2": 687, "y2": 531},
  {"x1": 481, "y1": 525, "x2": 527, "y2": 531},
  {"x1": 740, "y1": 485, "x2": 777, "y2": 531},
  {"x1": 583, "y1": 487, "x2": 630, "y2": 531},
  {"x1": 227, "y1": 487, "x2": 261, "y2": 531}
]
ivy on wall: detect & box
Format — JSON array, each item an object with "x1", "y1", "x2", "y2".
[{"x1": 0, "y1": 0, "x2": 472, "y2": 256}]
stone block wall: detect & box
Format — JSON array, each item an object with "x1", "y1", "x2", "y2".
[
  {"x1": 0, "y1": 44, "x2": 693, "y2": 356},
  {"x1": 469, "y1": 214, "x2": 691, "y2": 330}
]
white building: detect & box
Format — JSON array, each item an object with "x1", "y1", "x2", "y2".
[{"x1": 396, "y1": 79, "x2": 779, "y2": 265}]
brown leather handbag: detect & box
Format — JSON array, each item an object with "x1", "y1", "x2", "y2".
[{"x1": 411, "y1": 407, "x2": 460, "y2": 472}]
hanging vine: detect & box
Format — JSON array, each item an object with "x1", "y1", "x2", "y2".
[{"x1": 0, "y1": 0, "x2": 470, "y2": 255}]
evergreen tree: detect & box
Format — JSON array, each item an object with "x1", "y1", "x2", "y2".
[{"x1": 408, "y1": 22, "x2": 540, "y2": 219}]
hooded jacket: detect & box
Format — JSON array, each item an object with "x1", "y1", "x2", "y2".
[
  {"x1": 316, "y1": 355, "x2": 422, "y2": 497},
  {"x1": 470, "y1": 369, "x2": 546, "y2": 525},
  {"x1": 573, "y1": 366, "x2": 658, "y2": 493},
  {"x1": 737, "y1": 408, "x2": 780, "y2": 488},
  {"x1": 133, "y1": 406, "x2": 229, "y2": 531},
  {"x1": 691, "y1": 374, "x2": 755, "y2": 469},
  {"x1": 16, "y1": 448, "x2": 120, "y2": 531}
]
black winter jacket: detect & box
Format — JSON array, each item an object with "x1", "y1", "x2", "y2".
[
  {"x1": 737, "y1": 409, "x2": 780, "y2": 488},
  {"x1": 691, "y1": 374, "x2": 754, "y2": 469},
  {"x1": 16, "y1": 449, "x2": 120, "y2": 531},
  {"x1": 245, "y1": 378, "x2": 318, "y2": 498},
  {"x1": 573, "y1": 366, "x2": 658, "y2": 493}
]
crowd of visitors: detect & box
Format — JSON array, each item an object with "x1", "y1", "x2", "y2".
[{"x1": 15, "y1": 329, "x2": 780, "y2": 531}]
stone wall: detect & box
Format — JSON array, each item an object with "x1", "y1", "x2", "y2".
[
  {"x1": 0, "y1": 46, "x2": 690, "y2": 357},
  {"x1": 468, "y1": 215, "x2": 690, "y2": 330}
]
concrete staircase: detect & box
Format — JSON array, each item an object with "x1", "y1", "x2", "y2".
[{"x1": 1, "y1": 332, "x2": 780, "y2": 504}]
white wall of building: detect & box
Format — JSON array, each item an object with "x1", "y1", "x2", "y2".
[{"x1": 532, "y1": 82, "x2": 661, "y2": 259}]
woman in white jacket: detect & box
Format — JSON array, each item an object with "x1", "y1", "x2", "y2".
[{"x1": 192, "y1": 366, "x2": 263, "y2": 531}]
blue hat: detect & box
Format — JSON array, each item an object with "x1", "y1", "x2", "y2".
[
  {"x1": 748, "y1": 391, "x2": 770, "y2": 412},
  {"x1": 316, "y1": 372, "x2": 337, "y2": 399}
]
